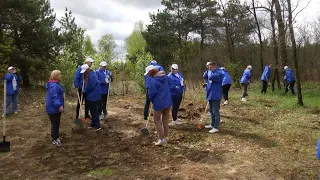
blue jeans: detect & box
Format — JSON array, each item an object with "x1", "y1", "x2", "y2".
[
  {"x1": 209, "y1": 100, "x2": 221, "y2": 129},
  {"x1": 171, "y1": 95, "x2": 182, "y2": 121},
  {"x1": 88, "y1": 100, "x2": 100, "y2": 128},
  {"x1": 6, "y1": 93, "x2": 18, "y2": 114}
]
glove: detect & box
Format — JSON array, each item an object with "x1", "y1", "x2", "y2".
[{"x1": 202, "y1": 83, "x2": 207, "y2": 88}]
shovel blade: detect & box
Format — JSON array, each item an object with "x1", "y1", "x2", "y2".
[
  {"x1": 74, "y1": 119, "x2": 84, "y2": 128},
  {"x1": 0, "y1": 137, "x2": 10, "y2": 152},
  {"x1": 141, "y1": 128, "x2": 149, "y2": 136}
]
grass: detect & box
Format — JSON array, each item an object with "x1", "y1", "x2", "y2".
[{"x1": 88, "y1": 168, "x2": 113, "y2": 177}]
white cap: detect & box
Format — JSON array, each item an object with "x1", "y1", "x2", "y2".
[
  {"x1": 284, "y1": 66, "x2": 288, "y2": 70},
  {"x1": 247, "y1": 65, "x2": 252, "y2": 69},
  {"x1": 220, "y1": 67, "x2": 225, "y2": 70},
  {"x1": 8, "y1": 66, "x2": 14, "y2": 71},
  {"x1": 85, "y1": 57, "x2": 95, "y2": 63},
  {"x1": 206, "y1": 62, "x2": 211, "y2": 66},
  {"x1": 150, "y1": 60, "x2": 157, "y2": 64},
  {"x1": 144, "y1": 65, "x2": 156, "y2": 75},
  {"x1": 100, "y1": 61, "x2": 107, "y2": 66},
  {"x1": 171, "y1": 64, "x2": 178, "y2": 70},
  {"x1": 80, "y1": 64, "x2": 89, "y2": 73}
]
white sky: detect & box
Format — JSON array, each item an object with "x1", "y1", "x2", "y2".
[{"x1": 50, "y1": 0, "x2": 319, "y2": 58}]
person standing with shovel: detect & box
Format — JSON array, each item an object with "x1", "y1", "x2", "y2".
[
  {"x1": 4, "y1": 66, "x2": 22, "y2": 116},
  {"x1": 220, "y1": 67, "x2": 232, "y2": 105},
  {"x1": 203, "y1": 61, "x2": 224, "y2": 133},
  {"x1": 167, "y1": 64, "x2": 185, "y2": 125},
  {"x1": 96, "y1": 61, "x2": 113, "y2": 120},
  {"x1": 147, "y1": 66, "x2": 172, "y2": 146},
  {"x1": 45, "y1": 70, "x2": 64, "y2": 146},
  {"x1": 240, "y1": 65, "x2": 252, "y2": 102}
]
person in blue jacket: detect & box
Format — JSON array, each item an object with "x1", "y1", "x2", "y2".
[
  {"x1": 143, "y1": 60, "x2": 164, "y2": 121},
  {"x1": 45, "y1": 70, "x2": 64, "y2": 146},
  {"x1": 4, "y1": 66, "x2": 22, "y2": 115},
  {"x1": 317, "y1": 139, "x2": 320, "y2": 160},
  {"x1": 147, "y1": 66, "x2": 173, "y2": 146},
  {"x1": 203, "y1": 61, "x2": 224, "y2": 133},
  {"x1": 240, "y1": 65, "x2": 252, "y2": 101},
  {"x1": 261, "y1": 64, "x2": 272, "y2": 94},
  {"x1": 96, "y1": 61, "x2": 113, "y2": 120},
  {"x1": 167, "y1": 64, "x2": 185, "y2": 125},
  {"x1": 284, "y1": 66, "x2": 296, "y2": 95},
  {"x1": 82, "y1": 64, "x2": 102, "y2": 131},
  {"x1": 73, "y1": 57, "x2": 94, "y2": 121},
  {"x1": 220, "y1": 67, "x2": 232, "y2": 105}
]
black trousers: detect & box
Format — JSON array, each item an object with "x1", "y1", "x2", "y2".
[
  {"x1": 222, "y1": 84, "x2": 231, "y2": 101},
  {"x1": 241, "y1": 83, "x2": 248, "y2": 98},
  {"x1": 285, "y1": 81, "x2": 296, "y2": 95},
  {"x1": 144, "y1": 91, "x2": 151, "y2": 120},
  {"x1": 98, "y1": 94, "x2": 108, "y2": 115},
  {"x1": 261, "y1": 80, "x2": 268, "y2": 94},
  {"x1": 48, "y1": 113, "x2": 61, "y2": 141},
  {"x1": 76, "y1": 89, "x2": 90, "y2": 119},
  {"x1": 88, "y1": 100, "x2": 100, "y2": 128},
  {"x1": 171, "y1": 95, "x2": 183, "y2": 121}
]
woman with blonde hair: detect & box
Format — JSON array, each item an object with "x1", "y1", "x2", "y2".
[{"x1": 45, "y1": 70, "x2": 64, "y2": 146}]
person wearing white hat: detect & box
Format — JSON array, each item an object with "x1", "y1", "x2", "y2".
[
  {"x1": 4, "y1": 66, "x2": 22, "y2": 115},
  {"x1": 220, "y1": 67, "x2": 232, "y2": 105},
  {"x1": 283, "y1": 66, "x2": 296, "y2": 95},
  {"x1": 240, "y1": 65, "x2": 252, "y2": 101},
  {"x1": 73, "y1": 57, "x2": 95, "y2": 122},
  {"x1": 167, "y1": 64, "x2": 185, "y2": 125},
  {"x1": 261, "y1": 64, "x2": 272, "y2": 94},
  {"x1": 143, "y1": 65, "x2": 158, "y2": 121},
  {"x1": 96, "y1": 61, "x2": 113, "y2": 120}
]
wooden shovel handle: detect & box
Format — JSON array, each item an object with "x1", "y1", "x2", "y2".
[{"x1": 3, "y1": 80, "x2": 6, "y2": 136}]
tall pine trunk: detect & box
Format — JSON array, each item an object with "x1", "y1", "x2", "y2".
[
  {"x1": 252, "y1": 0, "x2": 264, "y2": 73},
  {"x1": 287, "y1": 0, "x2": 303, "y2": 105}
]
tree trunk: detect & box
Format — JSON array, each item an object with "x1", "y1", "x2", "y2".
[
  {"x1": 273, "y1": 0, "x2": 288, "y2": 68},
  {"x1": 270, "y1": 0, "x2": 281, "y2": 91},
  {"x1": 198, "y1": 1, "x2": 205, "y2": 62},
  {"x1": 287, "y1": 0, "x2": 303, "y2": 106},
  {"x1": 252, "y1": 0, "x2": 264, "y2": 73}
]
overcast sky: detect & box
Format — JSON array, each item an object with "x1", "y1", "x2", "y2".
[{"x1": 50, "y1": 0, "x2": 319, "y2": 59}]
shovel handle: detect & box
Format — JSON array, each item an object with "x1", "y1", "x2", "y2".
[
  {"x1": 145, "y1": 103, "x2": 153, "y2": 128},
  {"x1": 3, "y1": 80, "x2": 6, "y2": 136},
  {"x1": 190, "y1": 88, "x2": 202, "y2": 104}
]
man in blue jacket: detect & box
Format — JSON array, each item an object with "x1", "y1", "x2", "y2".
[
  {"x1": 220, "y1": 67, "x2": 232, "y2": 105},
  {"x1": 4, "y1": 66, "x2": 22, "y2": 115},
  {"x1": 143, "y1": 60, "x2": 164, "y2": 120},
  {"x1": 96, "y1": 61, "x2": 113, "y2": 120},
  {"x1": 73, "y1": 57, "x2": 94, "y2": 121},
  {"x1": 261, "y1": 64, "x2": 272, "y2": 94},
  {"x1": 240, "y1": 65, "x2": 252, "y2": 101},
  {"x1": 203, "y1": 62, "x2": 224, "y2": 133},
  {"x1": 284, "y1": 66, "x2": 296, "y2": 95}
]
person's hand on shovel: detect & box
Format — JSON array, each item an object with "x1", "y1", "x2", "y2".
[{"x1": 59, "y1": 106, "x2": 64, "y2": 113}]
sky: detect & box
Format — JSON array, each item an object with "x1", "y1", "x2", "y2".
[{"x1": 50, "y1": 0, "x2": 319, "y2": 59}]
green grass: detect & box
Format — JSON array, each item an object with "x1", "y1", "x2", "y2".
[{"x1": 88, "y1": 168, "x2": 113, "y2": 177}]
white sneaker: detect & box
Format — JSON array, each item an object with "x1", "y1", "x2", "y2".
[
  {"x1": 172, "y1": 120, "x2": 182, "y2": 125},
  {"x1": 13, "y1": 112, "x2": 18, "y2": 114},
  {"x1": 209, "y1": 128, "x2": 219, "y2": 133},
  {"x1": 223, "y1": 100, "x2": 228, "y2": 105},
  {"x1": 205, "y1": 124, "x2": 213, "y2": 129},
  {"x1": 155, "y1": 139, "x2": 167, "y2": 146},
  {"x1": 99, "y1": 115, "x2": 104, "y2": 120},
  {"x1": 241, "y1": 98, "x2": 247, "y2": 102}
]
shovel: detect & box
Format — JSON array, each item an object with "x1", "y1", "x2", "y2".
[
  {"x1": 0, "y1": 80, "x2": 10, "y2": 152},
  {"x1": 141, "y1": 104, "x2": 152, "y2": 136},
  {"x1": 188, "y1": 88, "x2": 202, "y2": 106},
  {"x1": 74, "y1": 90, "x2": 84, "y2": 128},
  {"x1": 197, "y1": 101, "x2": 209, "y2": 129},
  {"x1": 178, "y1": 90, "x2": 186, "y2": 112}
]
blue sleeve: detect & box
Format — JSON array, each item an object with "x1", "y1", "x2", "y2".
[
  {"x1": 84, "y1": 72, "x2": 97, "y2": 94},
  {"x1": 95, "y1": 71, "x2": 103, "y2": 85},
  {"x1": 73, "y1": 67, "x2": 81, "y2": 88},
  {"x1": 148, "y1": 79, "x2": 157, "y2": 102},
  {"x1": 285, "y1": 71, "x2": 289, "y2": 80},
  {"x1": 209, "y1": 71, "x2": 223, "y2": 82},
  {"x1": 17, "y1": 75, "x2": 22, "y2": 82},
  {"x1": 4, "y1": 74, "x2": 13, "y2": 81},
  {"x1": 158, "y1": 66, "x2": 164, "y2": 71},
  {"x1": 246, "y1": 71, "x2": 252, "y2": 79},
  {"x1": 167, "y1": 75, "x2": 176, "y2": 91},
  {"x1": 50, "y1": 85, "x2": 62, "y2": 108},
  {"x1": 203, "y1": 71, "x2": 208, "y2": 79},
  {"x1": 145, "y1": 75, "x2": 150, "y2": 89}
]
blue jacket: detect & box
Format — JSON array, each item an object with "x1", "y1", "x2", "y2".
[
  {"x1": 261, "y1": 66, "x2": 271, "y2": 81},
  {"x1": 317, "y1": 139, "x2": 320, "y2": 160},
  {"x1": 204, "y1": 68, "x2": 224, "y2": 101},
  {"x1": 167, "y1": 72, "x2": 184, "y2": 96},
  {"x1": 145, "y1": 75, "x2": 151, "y2": 89},
  {"x1": 240, "y1": 69, "x2": 252, "y2": 84},
  {"x1": 83, "y1": 71, "x2": 101, "y2": 102},
  {"x1": 221, "y1": 69, "x2": 232, "y2": 86},
  {"x1": 96, "y1": 68, "x2": 113, "y2": 94},
  {"x1": 5, "y1": 73, "x2": 22, "y2": 95},
  {"x1": 73, "y1": 66, "x2": 84, "y2": 89},
  {"x1": 149, "y1": 62, "x2": 164, "y2": 71},
  {"x1": 45, "y1": 81, "x2": 64, "y2": 114},
  {"x1": 148, "y1": 74, "x2": 173, "y2": 111},
  {"x1": 285, "y1": 68, "x2": 296, "y2": 83}
]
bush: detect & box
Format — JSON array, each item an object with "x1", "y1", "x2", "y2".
[
  {"x1": 132, "y1": 51, "x2": 153, "y2": 93},
  {"x1": 225, "y1": 61, "x2": 241, "y2": 88}
]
